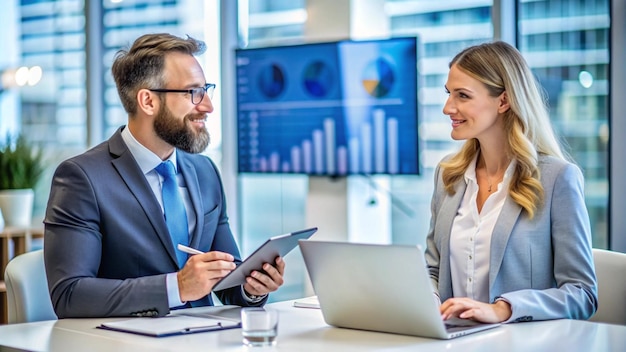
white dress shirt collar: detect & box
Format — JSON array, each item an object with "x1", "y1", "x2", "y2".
[{"x1": 120, "y1": 126, "x2": 178, "y2": 174}]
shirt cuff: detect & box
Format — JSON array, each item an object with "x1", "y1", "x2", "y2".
[
  {"x1": 166, "y1": 272, "x2": 185, "y2": 308},
  {"x1": 241, "y1": 285, "x2": 267, "y2": 303}
]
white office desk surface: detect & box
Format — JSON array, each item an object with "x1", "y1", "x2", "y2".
[{"x1": 0, "y1": 299, "x2": 624, "y2": 352}]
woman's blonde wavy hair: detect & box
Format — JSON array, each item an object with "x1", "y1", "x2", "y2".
[{"x1": 440, "y1": 41, "x2": 567, "y2": 219}]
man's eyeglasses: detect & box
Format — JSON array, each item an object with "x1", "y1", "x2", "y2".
[{"x1": 149, "y1": 83, "x2": 216, "y2": 105}]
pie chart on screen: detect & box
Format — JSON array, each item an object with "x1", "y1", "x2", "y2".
[
  {"x1": 302, "y1": 61, "x2": 334, "y2": 97},
  {"x1": 361, "y1": 58, "x2": 395, "y2": 98},
  {"x1": 258, "y1": 63, "x2": 286, "y2": 98}
]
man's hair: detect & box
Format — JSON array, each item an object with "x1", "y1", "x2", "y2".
[{"x1": 111, "y1": 33, "x2": 206, "y2": 114}]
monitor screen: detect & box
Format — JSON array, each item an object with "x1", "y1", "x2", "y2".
[{"x1": 235, "y1": 37, "x2": 419, "y2": 176}]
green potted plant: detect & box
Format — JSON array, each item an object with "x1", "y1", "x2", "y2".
[{"x1": 0, "y1": 134, "x2": 44, "y2": 228}]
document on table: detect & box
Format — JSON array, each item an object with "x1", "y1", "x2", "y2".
[
  {"x1": 293, "y1": 296, "x2": 320, "y2": 309},
  {"x1": 98, "y1": 314, "x2": 241, "y2": 337}
]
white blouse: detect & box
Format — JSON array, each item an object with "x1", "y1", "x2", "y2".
[{"x1": 449, "y1": 156, "x2": 516, "y2": 303}]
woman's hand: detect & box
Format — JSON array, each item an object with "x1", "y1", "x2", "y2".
[{"x1": 440, "y1": 297, "x2": 512, "y2": 323}]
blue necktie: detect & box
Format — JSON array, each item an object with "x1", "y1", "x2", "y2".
[{"x1": 155, "y1": 161, "x2": 189, "y2": 268}]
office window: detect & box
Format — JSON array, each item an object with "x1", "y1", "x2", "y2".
[
  {"x1": 17, "y1": 0, "x2": 88, "y2": 218},
  {"x1": 7, "y1": 0, "x2": 218, "y2": 221},
  {"x1": 245, "y1": 0, "x2": 306, "y2": 46},
  {"x1": 102, "y1": 0, "x2": 210, "y2": 140},
  {"x1": 518, "y1": 0, "x2": 610, "y2": 248}
]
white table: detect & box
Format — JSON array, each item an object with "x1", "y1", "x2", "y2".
[{"x1": 0, "y1": 299, "x2": 624, "y2": 351}]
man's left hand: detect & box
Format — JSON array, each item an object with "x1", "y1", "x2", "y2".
[{"x1": 243, "y1": 256, "x2": 285, "y2": 296}]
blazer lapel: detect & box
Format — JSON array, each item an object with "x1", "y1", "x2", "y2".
[
  {"x1": 489, "y1": 197, "x2": 522, "y2": 289},
  {"x1": 109, "y1": 128, "x2": 179, "y2": 267},
  {"x1": 439, "y1": 182, "x2": 466, "y2": 249},
  {"x1": 437, "y1": 180, "x2": 466, "y2": 298}
]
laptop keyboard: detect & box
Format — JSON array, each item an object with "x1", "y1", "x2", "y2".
[{"x1": 444, "y1": 317, "x2": 481, "y2": 329}]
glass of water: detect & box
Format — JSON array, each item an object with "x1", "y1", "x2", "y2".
[{"x1": 241, "y1": 307, "x2": 279, "y2": 347}]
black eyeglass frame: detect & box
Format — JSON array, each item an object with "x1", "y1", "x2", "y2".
[{"x1": 149, "y1": 83, "x2": 216, "y2": 105}]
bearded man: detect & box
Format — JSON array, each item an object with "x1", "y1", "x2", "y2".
[{"x1": 44, "y1": 33, "x2": 285, "y2": 318}]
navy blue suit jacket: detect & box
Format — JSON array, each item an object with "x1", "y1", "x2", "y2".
[{"x1": 44, "y1": 126, "x2": 265, "y2": 318}]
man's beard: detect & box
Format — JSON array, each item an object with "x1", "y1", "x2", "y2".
[{"x1": 153, "y1": 104, "x2": 210, "y2": 154}]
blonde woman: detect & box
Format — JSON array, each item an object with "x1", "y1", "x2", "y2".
[{"x1": 425, "y1": 41, "x2": 597, "y2": 324}]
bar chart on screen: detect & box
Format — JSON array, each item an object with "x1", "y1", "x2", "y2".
[{"x1": 243, "y1": 108, "x2": 402, "y2": 175}]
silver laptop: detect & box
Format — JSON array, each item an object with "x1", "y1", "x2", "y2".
[{"x1": 298, "y1": 240, "x2": 501, "y2": 339}]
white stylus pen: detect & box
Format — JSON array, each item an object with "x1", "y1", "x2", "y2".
[{"x1": 177, "y1": 243, "x2": 204, "y2": 255}]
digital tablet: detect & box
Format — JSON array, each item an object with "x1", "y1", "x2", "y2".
[{"x1": 212, "y1": 227, "x2": 318, "y2": 291}]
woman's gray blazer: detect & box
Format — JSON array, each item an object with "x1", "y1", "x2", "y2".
[{"x1": 425, "y1": 154, "x2": 598, "y2": 322}]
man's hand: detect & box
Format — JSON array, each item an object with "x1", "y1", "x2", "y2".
[
  {"x1": 243, "y1": 256, "x2": 286, "y2": 296},
  {"x1": 440, "y1": 297, "x2": 512, "y2": 323},
  {"x1": 177, "y1": 251, "x2": 236, "y2": 302}
]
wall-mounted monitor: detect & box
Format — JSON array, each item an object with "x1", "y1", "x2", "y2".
[{"x1": 235, "y1": 37, "x2": 419, "y2": 176}]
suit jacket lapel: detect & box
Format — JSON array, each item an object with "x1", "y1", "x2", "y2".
[
  {"x1": 178, "y1": 152, "x2": 203, "y2": 247},
  {"x1": 108, "y1": 128, "x2": 179, "y2": 267}
]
